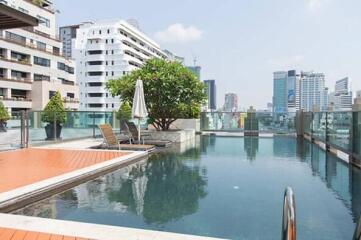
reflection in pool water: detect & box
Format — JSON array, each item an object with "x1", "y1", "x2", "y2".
[{"x1": 13, "y1": 136, "x2": 361, "y2": 240}]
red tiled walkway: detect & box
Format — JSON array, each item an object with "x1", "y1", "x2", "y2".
[
  {"x1": 0, "y1": 227, "x2": 91, "y2": 240},
  {"x1": 0, "y1": 148, "x2": 128, "y2": 193}
]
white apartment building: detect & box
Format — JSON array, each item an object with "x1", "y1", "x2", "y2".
[
  {"x1": 300, "y1": 72, "x2": 328, "y2": 112},
  {"x1": 73, "y1": 19, "x2": 167, "y2": 111},
  {"x1": 0, "y1": 0, "x2": 79, "y2": 114},
  {"x1": 328, "y1": 77, "x2": 353, "y2": 111}
]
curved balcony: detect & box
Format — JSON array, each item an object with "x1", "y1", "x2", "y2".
[
  {"x1": 86, "y1": 65, "x2": 105, "y2": 72},
  {"x1": 86, "y1": 43, "x2": 106, "y2": 51}
]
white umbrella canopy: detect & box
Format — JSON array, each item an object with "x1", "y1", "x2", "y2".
[{"x1": 132, "y1": 79, "x2": 148, "y2": 144}]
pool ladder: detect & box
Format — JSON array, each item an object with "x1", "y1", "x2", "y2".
[{"x1": 282, "y1": 187, "x2": 361, "y2": 240}]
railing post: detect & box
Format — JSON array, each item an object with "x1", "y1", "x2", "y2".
[
  {"x1": 25, "y1": 110, "x2": 29, "y2": 148},
  {"x1": 20, "y1": 110, "x2": 25, "y2": 148},
  {"x1": 92, "y1": 111, "x2": 96, "y2": 138},
  {"x1": 53, "y1": 111, "x2": 57, "y2": 141}
]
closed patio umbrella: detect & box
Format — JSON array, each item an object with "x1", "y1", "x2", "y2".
[{"x1": 132, "y1": 79, "x2": 148, "y2": 144}]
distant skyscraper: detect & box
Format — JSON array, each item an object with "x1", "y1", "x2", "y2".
[
  {"x1": 300, "y1": 72, "x2": 328, "y2": 111},
  {"x1": 204, "y1": 80, "x2": 217, "y2": 110},
  {"x1": 357, "y1": 90, "x2": 361, "y2": 98},
  {"x1": 187, "y1": 66, "x2": 201, "y2": 80},
  {"x1": 224, "y1": 93, "x2": 238, "y2": 111},
  {"x1": 59, "y1": 24, "x2": 80, "y2": 59},
  {"x1": 272, "y1": 70, "x2": 300, "y2": 115},
  {"x1": 328, "y1": 77, "x2": 353, "y2": 110}
]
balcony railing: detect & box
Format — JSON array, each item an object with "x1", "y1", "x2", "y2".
[
  {"x1": 0, "y1": 77, "x2": 32, "y2": 84},
  {"x1": 63, "y1": 98, "x2": 79, "y2": 103},
  {"x1": 0, "y1": 96, "x2": 32, "y2": 102},
  {"x1": 0, "y1": 56, "x2": 32, "y2": 66}
]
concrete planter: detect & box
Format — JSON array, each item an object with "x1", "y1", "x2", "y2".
[{"x1": 145, "y1": 129, "x2": 195, "y2": 143}]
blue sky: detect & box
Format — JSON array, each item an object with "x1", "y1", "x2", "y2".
[{"x1": 55, "y1": 0, "x2": 361, "y2": 109}]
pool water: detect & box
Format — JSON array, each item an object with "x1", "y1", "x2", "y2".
[{"x1": 13, "y1": 136, "x2": 361, "y2": 240}]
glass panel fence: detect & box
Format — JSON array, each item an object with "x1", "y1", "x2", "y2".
[
  {"x1": 312, "y1": 112, "x2": 326, "y2": 142},
  {"x1": 327, "y1": 112, "x2": 352, "y2": 152},
  {"x1": 0, "y1": 111, "x2": 22, "y2": 150},
  {"x1": 304, "y1": 112, "x2": 312, "y2": 135},
  {"x1": 353, "y1": 111, "x2": 361, "y2": 159}
]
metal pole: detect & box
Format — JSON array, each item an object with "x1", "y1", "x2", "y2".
[
  {"x1": 53, "y1": 112, "x2": 57, "y2": 141},
  {"x1": 25, "y1": 110, "x2": 29, "y2": 148},
  {"x1": 20, "y1": 110, "x2": 25, "y2": 148},
  {"x1": 282, "y1": 187, "x2": 296, "y2": 240}
]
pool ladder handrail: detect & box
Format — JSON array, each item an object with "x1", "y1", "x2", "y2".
[{"x1": 282, "y1": 187, "x2": 296, "y2": 240}]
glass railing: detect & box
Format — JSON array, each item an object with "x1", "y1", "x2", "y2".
[
  {"x1": 353, "y1": 112, "x2": 361, "y2": 162},
  {"x1": 0, "y1": 111, "x2": 22, "y2": 150},
  {"x1": 200, "y1": 111, "x2": 296, "y2": 134}
]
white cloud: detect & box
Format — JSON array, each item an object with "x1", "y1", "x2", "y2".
[
  {"x1": 307, "y1": 0, "x2": 328, "y2": 11},
  {"x1": 267, "y1": 55, "x2": 305, "y2": 69},
  {"x1": 154, "y1": 23, "x2": 203, "y2": 43}
]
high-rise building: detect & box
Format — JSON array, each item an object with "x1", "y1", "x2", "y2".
[
  {"x1": 300, "y1": 72, "x2": 328, "y2": 111},
  {"x1": 204, "y1": 80, "x2": 216, "y2": 111},
  {"x1": 357, "y1": 90, "x2": 361, "y2": 98},
  {"x1": 59, "y1": 24, "x2": 81, "y2": 59},
  {"x1": 224, "y1": 93, "x2": 238, "y2": 111},
  {"x1": 272, "y1": 70, "x2": 300, "y2": 115},
  {"x1": 187, "y1": 66, "x2": 201, "y2": 80},
  {"x1": 328, "y1": 77, "x2": 353, "y2": 111},
  {"x1": 0, "y1": 0, "x2": 79, "y2": 114},
  {"x1": 73, "y1": 19, "x2": 167, "y2": 111}
]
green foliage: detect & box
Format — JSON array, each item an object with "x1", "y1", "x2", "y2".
[
  {"x1": 116, "y1": 101, "x2": 132, "y2": 121},
  {"x1": 0, "y1": 101, "x2": 10, "y2": 122},
  {"x1": 41, "y1": 91, "x2": 66, "y2": 124},
  {"x1": 32, "y1": 0, "x2": 44, "y2": 6},
  {"x1": 107, "y1": 58, "x2": 206, "y2": 130}
]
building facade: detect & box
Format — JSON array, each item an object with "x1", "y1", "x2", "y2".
[
  {"x1": 328, "y1": 77, "x2": 353, "y2": 111},
  {"x1": 187, "y1": 66, "x2": 201, "y2": 80},
  {"x1": 0, "y1": 0, "x2": 79, "y2": 114},
  {"x1": 204, "y1": 79, "x2": 216, "y2": 111},
  {"x1": 300, "y1": 72, "x2": 328, "y2": 112},
  {"x1": 224, "y1": 93, "x2": 238, "y2": 111},
  {"x1": 73, "y1": 19, "x2": 167, "y2": 111},
  {"x1": 59, "y1": 24, "x2": 80, "y2": 59}
]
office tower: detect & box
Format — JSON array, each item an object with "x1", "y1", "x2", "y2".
[
  {"x1": 204, "y1": 80, "x2": 216, "y2": 111},
  {"x1": 272, "y1": 70, "x2": 300, "y2": 115},
  {"x1": 328, "y1": 77, "x2": 353, "y2": 111},
  {"x1": 224, "y1": 93, "x2": 238, "y2": 111},
  {"x1": 73, "y1": 19, "x2": 167, "y2": 111},
  {"x1": 300, "y1": 72, "x2": 328, "y2": 111},
  {"x1": 0, "y1": 0, "x2": 79, "y2": 114},
  {"x1": 187, "y1": 66, "x2": 201, "y2": 80}
]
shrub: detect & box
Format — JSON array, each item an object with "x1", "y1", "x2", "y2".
[
  {"x1": 116, "y1": 101, "x2": 132, "y2": 121},
  {"x1": 41, "y1": 91, "x2": 66, "y2": 124},
  {"x1": 0, "y1": 101, "x2": 10, "y2": 122}
]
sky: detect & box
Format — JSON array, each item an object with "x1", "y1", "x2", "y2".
[{"x1": 55, "y1": 0, "x2": 361, "y2": 109}]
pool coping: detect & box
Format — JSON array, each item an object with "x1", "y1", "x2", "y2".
[
  {"x1": 0, "y1": 214, "x2": 224, "y2": 240},
  {"x1": 0, "y1": 148, "x2": 148, "y2": 212}
]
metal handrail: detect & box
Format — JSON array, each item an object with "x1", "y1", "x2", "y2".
[
  {"x1": 282, "y1": 187, "x2": 296, "y2": 240},
  {"x1": 353, "y1": 217, "x2": 361, "y2": 240}
]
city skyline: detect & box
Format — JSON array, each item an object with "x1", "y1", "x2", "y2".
[{"x1": 54, "y1": 0, "x2": 361, "y2": 109}]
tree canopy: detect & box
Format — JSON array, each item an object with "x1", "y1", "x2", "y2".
[
  {"x1": 0, "y1": 101, "x2": 10, "y2": 122},
  {"x1": 106, "y1": 58, "x2": 206, "y2": 130}
]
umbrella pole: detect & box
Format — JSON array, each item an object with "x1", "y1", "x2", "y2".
[{"x1": 138, "y1": 118, "x2": 141, "y2": 145}]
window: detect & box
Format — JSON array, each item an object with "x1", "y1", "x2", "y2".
[
  {"x1": 106, "y1": 50, "x2": 108, "y2": 55},
  {"x1": 49, "y1": 91, "x2": 56, "y2": 99},
  {"x1": 11, "y1": 70, "x2": 27, "y2": 79},
  {"x1": 34, "y1": 74, "x2": 50, "y2": 81},
  {"x1": 34, "y1": 56, "x2": 50, "y2": 67},
  {"x1": 88, "y1": 82, "x2": 102, "y2": 87},
  {"x1": 88, "y1": 71, "x2": 103, "y2": 76},
  {"x1": 5, "y1": 31, "x2": 26, "y2": 45},
  {"x1": 67, "y1": 93, "x2": 75, "y2": 98},
  {"x1": 88, "y1": 93, "x2": 103, "y2": 97},
  {"x1": 99, "y1": 30, "x2": 102, "y2": 34},
  {"x1": 88, "y1": 61, "x2": 103, "y2": 65},
  {"x1": 37, "y1": 41, "x2": 46, "y2": 51},
  {"x1": 112, "y1": 71, "x2": 114, "y2": 76},
  {"x1": 112, "y1": 61, "x2": 114, "y2": 65},
  {"x1": 111, "y1": 50, "x2": 114, "y2": 54},
  {"x1": 106, "y1": 104, "x2": 108, "y2": 108},
  {"x1": 88, "y1": 50, "x2": 102, "y2": 55},
  {"x1": 106, "y1": 39, "x2": 108, "y2": 44},
  {"x1": 111, "y1": 39, "x2": 114, "y2": 44},
  {"x1": 89, "y1": 104, "x2": 103, "y2": 108},
  {"x1": 37, "y1": 15, "x2": 50, "y2": 28},
  {"x1": 18, "y1": 7, "x2": 29, "y2": 14},
  {"x1": 107, "y1": 29, "x2": 110, "y2": 34},
  {"x1": 112, "y1": 103, "x2": 114, "y2": 108}
]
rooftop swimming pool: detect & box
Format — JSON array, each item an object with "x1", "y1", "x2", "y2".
[{"x1": 12, "y1": 136, "x2": 361, "y2": 240}]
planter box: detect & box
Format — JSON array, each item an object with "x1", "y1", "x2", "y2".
[{"x1": 145, "y1": 129, "x2": 195, "y2": 143}]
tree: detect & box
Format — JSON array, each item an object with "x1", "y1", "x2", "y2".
[
  {"x1": 107, "y1": 58, "x2": 206, "y2": 130},
  {"x1": 116, "y1": 101, "x2": 132, "y2": 121},
  {"x1": 41, "y1": 91, "x2": 66, "y2": 124},
  {"x1": 0, "y1": 101, "x2": 10, "y2": 123}
]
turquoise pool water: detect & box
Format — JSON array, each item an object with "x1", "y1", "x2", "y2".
[{"x1": 13, "y1": 136, "x2": 361, "y2": 240}]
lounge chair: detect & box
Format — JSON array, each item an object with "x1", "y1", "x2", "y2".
[
  {"x1": 126, "y1": 122, "x2": 172, "y2": 147},
  {"x1": 98, "y1": 124, "x2": 131, "y2": 150}
]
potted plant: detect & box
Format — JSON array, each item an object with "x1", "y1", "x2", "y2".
[
  {"x1": 0, "y1": 101, "x2": 10, "y2": 132},
  {"x1": 41, "y1": 91, "x2": 66, "y2": 140}
]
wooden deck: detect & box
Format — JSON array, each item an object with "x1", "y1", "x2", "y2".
[
  {"x1": 0, "y1": 227, "x2": 91, "y2": 240},
  {"x1": 0, "y1": 148, "x2": 129, "y2": 193}
]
